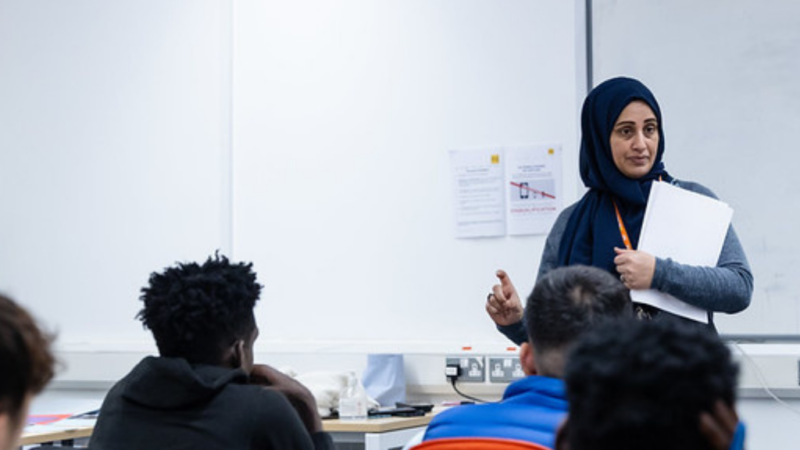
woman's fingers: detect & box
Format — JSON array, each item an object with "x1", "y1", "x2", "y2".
[
  {"x1": 485, "y1": 295, "x2": 500, "y2": 315},
  {"x1": 614, "y1": 249, "x2": 655, "y2": 289},
  {"x1": 486, "y1": 285, "x2": 523, "y2": 326},
  {"x1": 491, "y1": 284, "x2": 507, "y2": 303}
]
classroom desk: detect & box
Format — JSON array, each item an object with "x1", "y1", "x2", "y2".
[
  {"x1": 323, "y1": 413, "x2": 435, "y2": 450},
  {"x1": 18, "y1": 413, "x2": 436, "y2": 450},
  {"x1": 18, "y1": 423, "x2": 94, "y2": 447}
]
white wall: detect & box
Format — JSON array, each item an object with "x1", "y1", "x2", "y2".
[
  {"x1": 1, "y1": 0, "x2": 583, "y2": 351},
  {"x1": 0, "y1": 0, "x2": 231, "y2": 344},
  {"x1": 233, "y1": 0, "x2": 582, "y2": 349}
]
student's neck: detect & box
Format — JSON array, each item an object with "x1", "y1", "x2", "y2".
[{"x1": 0, "y1": 412, "x2": 25, "y2": 450}]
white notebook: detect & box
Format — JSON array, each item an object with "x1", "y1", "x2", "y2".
[{"x1": 631, "y1": 181, "x2": 733, "y2": 323}]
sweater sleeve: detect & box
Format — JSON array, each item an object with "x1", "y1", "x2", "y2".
[
  {"x1": 537, "y1": 204, "x2": 574, "y2": 281},
  {"x1": 495, "y1": 205, "x2": 575, "y2": 345},
  {"x1": 650, "y1": 181, "x2": 753, "y2": 314},
  {"x1": 497, "y1": 321, "x2": 528, "y2": 346}
]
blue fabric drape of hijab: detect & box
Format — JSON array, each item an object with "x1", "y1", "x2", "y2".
[{"x1": 557, "y1": 77, "x2": 672, "y2": 275}]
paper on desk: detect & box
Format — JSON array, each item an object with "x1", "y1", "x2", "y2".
[{"x1": 631, "y1": 181, "x2": 733, "y2": 323}]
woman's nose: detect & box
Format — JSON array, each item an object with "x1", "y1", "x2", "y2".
[{"x1": 632, "y1": 131, "x2": 647, "y2": 151}]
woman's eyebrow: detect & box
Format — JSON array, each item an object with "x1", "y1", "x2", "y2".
[{"x1": 615, "y1": 118, "x2": 658, "y2": 127}]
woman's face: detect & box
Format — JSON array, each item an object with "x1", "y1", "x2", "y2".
[{"x1": 609, "y1": 100, "x2": 659, "y2": 179}]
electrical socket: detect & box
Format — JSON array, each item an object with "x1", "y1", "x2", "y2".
[
  {"x1": 446, "y1": 356, "x2": 485, "y2": 382},
  {"x1": 488, "y1": 356, "x2": 525, "y2": 383}
]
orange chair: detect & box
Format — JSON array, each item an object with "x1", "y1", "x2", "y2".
[{"x1": 410, "y1": 437, "x2": 553, "y2": 450}]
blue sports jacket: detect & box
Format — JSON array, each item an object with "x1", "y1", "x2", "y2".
[{"x1": 423, "y1": 376, "x2": 567, "y2": 448}]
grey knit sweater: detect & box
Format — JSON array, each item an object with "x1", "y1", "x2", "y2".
[{"x1": 499, "y1": 179, "x2": 753, "y2": 344}]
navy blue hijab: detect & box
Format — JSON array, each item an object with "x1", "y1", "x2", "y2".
[{"x1": 557, "y1": 77, "x2": 672, "y2": 274}]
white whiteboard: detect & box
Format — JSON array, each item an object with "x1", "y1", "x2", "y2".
[
  {"x1": 233, "y1": 0, "x2": 583, "y2": 348},
  {"x1": 0, "y1": 0, "x2": 584, "y2": 352},
  {"x1": 0, "y1": 1, "x2": 230, "y2": 346},
  {"x1": 592, "y1": 0, "x2": 800, "y2": 334}
]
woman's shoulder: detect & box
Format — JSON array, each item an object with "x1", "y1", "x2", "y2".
[
  {"x1": 540, "y1": 202, "x2": 580, "y2": 248},
  {"x1": 551, "y1": 202, "x2": 579, "y2": 232},
  {"x1": 671, "y1": 179, "x2": 720, "y2": 200},
  {"x1": 561, "y1": 201, "x2": 579, "y2": 215}
]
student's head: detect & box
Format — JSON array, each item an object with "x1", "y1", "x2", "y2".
[
  {"x1": 558, "y1": 319, "x2": 738, "y2": 450},
  {"x1": 521, "y1": 265, "x2": 631, "y2": 378},
  {"x1": 0, "y1": 295, "x2": 55, "y2": 450},
  {"x1": 137, "y1": 254, "x2": 263, "y2": 372}
]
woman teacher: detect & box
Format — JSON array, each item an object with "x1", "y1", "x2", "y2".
[{"x1": 487, "y1": 77, "x2": 753, "y2": 344}]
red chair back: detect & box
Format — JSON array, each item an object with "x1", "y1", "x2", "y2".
[{"x1": 411, "y1": 437, "x2": 553, "y2": 450}]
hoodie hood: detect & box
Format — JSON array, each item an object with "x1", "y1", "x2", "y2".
[{"x1": 120, "y1": 356, "x2": 248, "y2": 409}]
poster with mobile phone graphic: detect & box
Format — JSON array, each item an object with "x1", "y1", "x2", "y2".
[
  {"x1": 450, "y1": 145, "x2": 562, "y2": 238},
  {"x1": 505, "y1": 145, "x2": 562, "y2": 235}
]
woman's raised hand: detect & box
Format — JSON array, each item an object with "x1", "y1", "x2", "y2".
[{"x1": 485, "y1": 269, "x2": 524, "y2": 326}]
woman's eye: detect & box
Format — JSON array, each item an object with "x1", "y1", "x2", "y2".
[{"x1": 645, "y1": 125, "x2": 657, "y2": 134}]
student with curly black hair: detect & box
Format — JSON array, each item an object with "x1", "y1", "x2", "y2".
[
  {"x1": 556, "y1": 318, "x2": 745, "y2": 450},
  {"x1": 0, "y1": 294, "x2": 55, "y2": 450},
  {"x1": 90, "y1": 255, "x2": 334, "y2": 450}
]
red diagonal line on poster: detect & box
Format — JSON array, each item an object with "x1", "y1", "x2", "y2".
[{"x1": 509, "y1": 181, "x2": 555, "y2": 199}]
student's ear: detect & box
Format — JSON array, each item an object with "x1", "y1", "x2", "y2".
[
  {"x1": 519, "y1": 342, "x2": 538, "y2": 376},
  {"x1": 554, "y1": 418, "x2": 570, "y2": 450},
  {"x1": 228, "y1": 339, "x2": 245, "y2": 369}
]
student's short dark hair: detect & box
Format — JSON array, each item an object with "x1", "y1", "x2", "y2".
[
  {"x1": 525, "y1": 265, "x2": 631, "y2": 353},
  {"x1": 564, "y1": 319, "x2": 738, "y2": 450},
  {"x1": 0, "y1": 295, "x2": 55, "y2": 418},
  {"x1": 137, "y1": 254, "x2": 262, "y2": 364}
]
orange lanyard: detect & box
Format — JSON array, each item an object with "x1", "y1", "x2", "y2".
[
  {"x1": 613, "y1": 200, "x2": 633, "y2": 250},
  {"x1": 614, "y1": 177, "x2": 662, "y2": 251}
]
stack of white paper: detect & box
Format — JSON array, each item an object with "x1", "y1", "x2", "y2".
[{"x1": 631, "y1": 181, "x2": 733, "y2": 323}]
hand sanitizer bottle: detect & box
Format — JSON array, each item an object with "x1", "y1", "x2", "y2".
[{"x1": 338, "y1": 372, "x2": 368, "y2": 420}]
